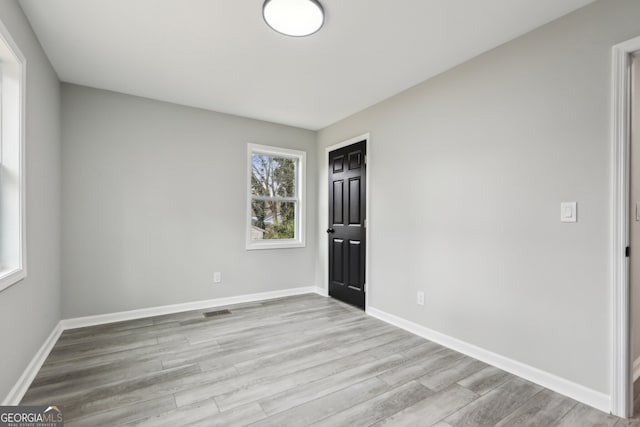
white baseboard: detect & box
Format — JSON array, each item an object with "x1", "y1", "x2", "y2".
[
  {"x1": 9, "y1": 290, "x2": 607, "y2": 414},
  {"x1": 367, "y1": 306, "x2": 611, "y2": 414},
  {"x1": 633, "y1": 356, "x2": 640, "y2": 382},
  {"x1": 2, "y1": 321, "x2": 63, "y2": 405},
  {"x1": 61, "y1": 286, "x2": 318, "y2": 330},
  {"x1": 313, "y1": 286, "x2": 328, "y2": 297}
]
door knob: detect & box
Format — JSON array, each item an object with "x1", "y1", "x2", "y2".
[{"x1": 326, "y1": 228, "x2": 335, "y2": 233}]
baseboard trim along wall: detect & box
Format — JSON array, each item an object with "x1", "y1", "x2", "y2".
[
  {"x1": 61, "y1": 286, "x2": 317, "y2": 330},
  {"x1": 2, "y1": 286, "x2": 317, "y2": 405},
  {"x1": 4, "y1": 288, "x2": 611, "y2": 413},
  {"x1": 2, "y1": 322, "x2": 64, "y2": 405},
  {"x1": 313, "y1": 286, "x2": 328, "y2": 297},
  {"x1": 366, "y1": 306, "x2": 611, "y2": 414}
]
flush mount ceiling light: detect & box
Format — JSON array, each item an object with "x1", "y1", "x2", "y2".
[{"x1": 263, "y1": 0, "x2": 324, "y2": 37}]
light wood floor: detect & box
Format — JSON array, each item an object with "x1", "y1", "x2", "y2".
[{"x1": 21, "y1": 294, "x2": 636, "y2": 426}]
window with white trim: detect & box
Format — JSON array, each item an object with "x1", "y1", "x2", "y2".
[
  {"x1": 247, "y1": 144, "x2": 306, "y2": 250},
  {"x1": 0, "y1": 22, "x2": 26, "y2": 292}
]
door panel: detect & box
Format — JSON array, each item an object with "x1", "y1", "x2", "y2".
[
  {"x1": 328, "y1": 140, "x2": 366, "y2": 309},
  {"x1": 332, "y1": 181, "x2": 344, "y2": 225},
  {"x1": 348, "y1": 241, "x2": 362, "y2": 288},
  {"x1": 349, "y1": 151, "x2": 362, "y2": 170},
  {"x1": 333, "y1": 155, "x2": 345, "y2": 173},
  {"x1": 349, "y1": 178, "x2": 361, "y2": 225},
  {"x1": 332, "y1": 239, "x2": 345, "y2": 284}
]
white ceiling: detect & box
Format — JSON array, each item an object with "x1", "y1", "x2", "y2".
[{"x1": 19, "y1": 0, "x2": 595, "y2": 130}]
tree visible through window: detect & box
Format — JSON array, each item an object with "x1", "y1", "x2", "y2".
[
  {"x1": 251, "y1": 154, "x2": 296, "y2": 239},
  {"x1": 247, "y1": 144, "x2": 305, "y2": 249}
]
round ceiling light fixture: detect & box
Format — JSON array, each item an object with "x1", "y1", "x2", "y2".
[{"x1": 263, "y1": 0, "x2": 324, "y2": 37}]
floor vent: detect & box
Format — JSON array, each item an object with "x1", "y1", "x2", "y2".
[{"x1": 203, "y1": 309, "x2": 231, "y2": 318}]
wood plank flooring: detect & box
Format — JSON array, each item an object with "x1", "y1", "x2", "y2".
[{"x1": 20, "y1": 294, "x2": 636, "y2": 426}]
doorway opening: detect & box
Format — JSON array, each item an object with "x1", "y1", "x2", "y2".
[
  {"x1": 631, "y1": 51, "x2": 640, "y2": 418},
  {"x1": 612, "y1": 36, "x2": 640, "y2": 418},
  {"x1": 326, "y1": 134, "x2": 369, "y2": 310}
]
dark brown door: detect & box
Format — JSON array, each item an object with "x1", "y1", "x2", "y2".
[{"x1": 328, "y1": 140, "x2": 366, "y2": 309}]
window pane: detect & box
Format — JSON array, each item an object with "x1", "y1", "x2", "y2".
[
  {"x1": 251, "y1": 199, "x2": 296, "y2": 240},
  {"x1": 251, "y1": 154, "x2": 297, "y2": 198}
]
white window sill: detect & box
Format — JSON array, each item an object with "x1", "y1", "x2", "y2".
[
  {"x1": 246, "y1": 240, "x2": 306, "y2": 251},
  {"x1": 0, "y1": 267, "x2": 26, "y2": 293}
]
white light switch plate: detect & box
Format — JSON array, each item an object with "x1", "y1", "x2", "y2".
[{"x1": 561, "y1": 202, "x2": 577, "y2": 223}]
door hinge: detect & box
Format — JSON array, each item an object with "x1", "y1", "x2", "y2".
[
  {"x1": 364, "y1": 219, "x2": 368, "y2": 228},
  {"x1": 364, "y1": 154, "x2": 367, "y2": 165},
  {"x1": 363, "y1": 283, "x2": 366, "y2": 292},
  {"x1": 626, "y1": 246, "x2": 630, "y2": 257}
]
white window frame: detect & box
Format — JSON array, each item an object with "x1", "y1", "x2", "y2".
[
  {"x1": 246, "y1": 143, "x2": 306, "y2": 250},
  {"x1": 0, "y1": 18, "x2": 26, "y2": 293}
]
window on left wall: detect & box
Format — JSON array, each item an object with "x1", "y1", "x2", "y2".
[
  {"x1": 0, "y1": 21, "x2": 26, "y2": 292},
  {"x1": 246, "y1": 143, "x2": 306, "y2": 250}
]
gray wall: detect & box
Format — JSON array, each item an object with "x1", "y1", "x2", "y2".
[
  {"x1": 317, "y1": 0, "x2": 640, "y2": 394},
  {"x1": 0, "y1": 1, "x2": 61, "y2": 400},
  {"x1": 61, "y1": 84, "x2": 317, "y2": 318}
]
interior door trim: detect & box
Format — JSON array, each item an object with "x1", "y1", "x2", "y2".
[
  {"x1": 324, "y1": 133, "x2": 370, "y2": 312},
  {"x1": 611, "y1": 35, "x2": 640, "y2": 418}
]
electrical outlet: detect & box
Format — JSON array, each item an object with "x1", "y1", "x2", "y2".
[
  {"x1": 417, "y1": 291, "x2": 425, "y2": 306},
  {"x1": 213, "y1": 272, "x2": 222, "y2": 284}
]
